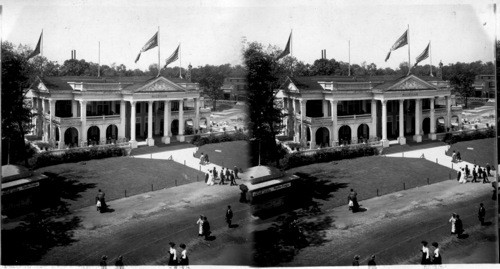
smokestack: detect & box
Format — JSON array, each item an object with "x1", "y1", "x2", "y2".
[
  {"x1": 74, "y1": 50, "x2": 76, "y2": 59},
  {"x1": 324, "y1": 49, "x2": 326, "y2": 59},
  {"x1": 71, "y1": 50, "x2": 73, "y2": 59}
]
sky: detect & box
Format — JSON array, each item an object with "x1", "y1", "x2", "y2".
[{"x1": 2, "y1": 0, "x2": 497, "y2": 71}]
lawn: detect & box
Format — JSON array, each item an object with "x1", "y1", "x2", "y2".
[
  {"x1": 445, "y1": 138, "x2": 495, "y2": 168},
  {"x1": 194, "y1": 140, "x2": 250, "y2": 170},
  {"x1": 288, "y1": 156, "x2": 456, "y2": 210},
  {"x1": 37, "y1": 157, "x2": 205, "y2": 210}
]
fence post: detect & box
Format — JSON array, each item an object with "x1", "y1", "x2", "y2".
[
  {"x1": 436, "y1": 158, "x2": 438, "y2": 164},
  {"x1": 451, "y1": 163, "x2": 453, "y2": 169},
  {"x1": 150, "y1": 154, "x2": 152, "y2": 159},
  {"x1": 184, "y1": 160, "x2": 186, "y2": 165}
]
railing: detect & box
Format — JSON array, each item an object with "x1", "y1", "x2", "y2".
[
  {"x1": 320, "y1": 81, "x2": 373, "y2": 91},
  {"x1": 295, "y1": 139, "x2": 382, "y2": 156}
]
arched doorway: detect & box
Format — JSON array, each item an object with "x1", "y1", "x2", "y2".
[
  {"x1": 106, "y1": 124, "x2": 118, "y2": 143},
  {"x1": 171, "y1": 119, "x2": 179, "y2": 135},
  {"x1": 185, "y1": 119, "x2": 194, "y2": 135},
  {"x1": 339, "y1": 125, "x2": 351, "y2": 145},
  {"x1": 87, "y1": 126, "x2": 100, "y2": 145},
  {"x1": 315, "y1": 127, "x2": 330, "y2": 147},
  {"x1": 357, "y1": 124, "x2": 369, "y2": 143},
  {"x1": 306, "y1": 126, "x2": 311, "y2": 143},
  {"x1": 422, "y1": 118, "x2": 430, "y2": 134},
  {"x1": 55, "y1": 126, "x2": 60, "y2": 141},
  {"x1": 64, "y1": 127, "x2": 79, "y2": 148},
  {"x1": 436, "y1": 117, "x2": 446, "y2": 133}
]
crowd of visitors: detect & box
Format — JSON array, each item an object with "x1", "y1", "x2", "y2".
[{"x1": 204, "y1": 166, "x2": 240, "y2": 186}]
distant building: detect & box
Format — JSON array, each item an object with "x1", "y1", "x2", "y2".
[
  {"x1": 472, "y1": 74, "x2": 495, "y2": 98},
  {"x1": 221, "y1": 77, "x2": 247, "y2": 100},
  {"x1": 277, "y1": 74, "x2": 462, "y2": 148},
  {"x1": 26, "y1": 76, "x2": 211, "y2": 149}
]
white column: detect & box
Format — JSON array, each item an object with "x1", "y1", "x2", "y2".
[
  {"x1": 147, "y1": 101, "x2": 154, "y2": 146},
  {"x1": 381, "y1": 100, "x2": 389, "y2": 147},
  {"x1": 292, "y1": 99, "x2": 298, "y2": 142},
  {"x1": 446, "y1": 95, "x2": 451, "y2": 131},
  {"x1": 80, "y1": 100, "x2": 87, "y2": 146},
  {"x1": 351, "y1": 124, "x2": 358, "y2": 144},
  {"x1": 111, "y1": 101, "x2": 116, "y2": 114},
  {"x1": 154, "y1": 102, "x2": 160, "y2": 135},
  {"x1": 310, "y1": 127, "x2": 316, "y2": 149},
  {"x1": 119, "y1": 101, "x2": 126, "y2": 140},
  {"x1": 162, "y1": 101, "x2": 171, "y2": 144},
  {"x1": 130, "y1": 101, "x2": 138, "y2": 148},
  {"x1": 71, "y1": 100, "x2": 78, "y2": 118},
  {"x1": 58, "y1": 127, "x2": 65, "y2": 149},
  {"x1": 300, "y1": 99, "x2": 306, "y2": 145},
  {"x1": 178, "y1": 99, "x2": 185, "y2": 142},
  {"x1": 322, "y1": 100, "x2": 328, "y2": 117},
  {"x1": 49, "y1": 99, "x2": 56, "y2": 143},
  {"x1": 370, "y1": 100, "x2": 377, "y2": 139},
  {"x1": 429, "y1": 97, "x2": 437, "y2": 140},
  {"x1": 398, "y1": 99, "x2": 406, "y2": 145},
  {"x1": 194, "y1": 98, "x2": 200, "y2": 132},
  {"x1": 413, "y1": 99, "x2": 423, "y2": 142},
  {"x1": 330, "y1": 100, "x2": 338, "y2": 146}
]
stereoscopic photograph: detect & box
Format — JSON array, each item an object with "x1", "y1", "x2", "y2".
[{"x1": 1, "y1": 0, "x2": 498, "y2": 267}]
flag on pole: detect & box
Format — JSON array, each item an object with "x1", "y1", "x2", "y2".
[
  {"x1": 414, "y1": 42, "x2": 430, "y2": 67},
  {"x1": 27, "y1": 31, "x2": 43, "y2": 59},
  {"x1": 276, "y1": 32, "x2": 291, "y2": 60},
  {"x1": 385, "y1": 30, "x2": 408, "y2": 62},
  {"x1": 135, "y1": 31, "x2": 158, "y2": 63},
  {"x1": 164, "y1": 45, "x2": 180, "y2": 68}
]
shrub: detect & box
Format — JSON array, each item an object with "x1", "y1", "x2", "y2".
[
  {"x1": 442, "y1": 127, "x2": 495, "y2": 145},
  {"x1": 191, "y1": 131, "x2": 249, "y2": 146}
]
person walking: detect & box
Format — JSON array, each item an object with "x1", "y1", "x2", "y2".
[
  {"x1": 451, "y1": 150, "x2": 456, "y2": 163},
  {"x1": 348, "y1": 189, "x2": 359, "y2": 212},
  {"x1": 178, "y1": 243, "x2": 189, "y2": 267},
  {"x1": 432, "y1": 242, "x2": 442, "y2": 264},
  {"x1": 229, "y1": 171, "x2": 237, "y2": 186},
  {"x1": 204, "y1": 172, "x2": 209, "y2": 183},
  {"x1": 456, "y1": 151, "x2": 461, "y2": 162},
  {"x1": 199, "y1": 153, "x2": 205, "y2": 165},
  {"x1": 225, "y1": 168, "x2": 231, "y2": 179},
  {"x1": 234, "y1": 166, "x2": 240, "y2": 179},
  {"x1": 456, "y1": 169, "x2": 461, "y2": 181},
  {"x1": 459, "y1": 169, "x2": 467, "y2": 184},
  {"x1": 486, "y1": 163, "x2": 491, "y2": 176},
  {"x1": 212, "y1": 167, "x2": 217, "y2": 181},
  {"x1": 465, "y1": 165, "x2": 470, "y2": 179},
  {"x1": 472, "y1": 166, "x2": 478, "y2": 183},
  {"x1": 100, "y1": 255, "x2": 108, "y2": 268},
  {"x1": 225, "y1": 205, "x2": 233, "y2": 228},
  {"x1": 455, "y1": 215, "x2": 463, "y2": 238},
  {"x1": 421, "y1": 241, "x2": 431, "y2": 265},
  {"x1": 478, "y1": 203, "x2": 486, "y2": 226},
  {"x1": 114, "y1": 256, "x2": 124, "y2": 268},
  {"x1": 219, "y1": 169, "x2": 226, "y2": 185},
  {"x1": 352, "y1": 255, "x2": 360, "y2": 266},
  {"x1": 367, "y1": 255, "x2": 376, "y2": 267},
  {"x1": 197, "y1": 215, "x2": 204, "y2": 236},
  {"x1": 202, "y1": 216, "x2": 211, "y2": 240},
  {"x1": 482, "y1": 170, "x2": 490, "y2": 183},
  {"x1": 449, "y1": 213, "x2": 457, "y2": 235},
  {"x1": 168, "y1": 242, "x2": 177, "y2": 266},
  {"x1": 205, "y1": 154, "x2": 209, "y2": 164},
  {"x1": 97, "y1": 189, "x2": 107, "y2": 213}
]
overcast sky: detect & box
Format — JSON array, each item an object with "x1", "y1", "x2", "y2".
[{"x1": 2, "y1": 0, "x2": 497, "y2": 71}]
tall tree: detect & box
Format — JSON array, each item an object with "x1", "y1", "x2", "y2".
[
  {"x1": 449, "y1": 71, "x2": 475, "y2": 108},
  {"x1": 193, "y1": 65, "x2": 225, "y2": 110},
  {"x1": 2, "y1": 42, "x2": 36, "y2": 165}
]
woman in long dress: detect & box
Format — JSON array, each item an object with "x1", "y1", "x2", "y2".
[
  {"x1": 459, "y1": 169, "x2": 467, "y2": 184},
  {"x1": 197, "y1": 215, "x2": 204, "y2": 236},
  {"x1": 206, "y1": 171, "x2": 215, "y2": 186},
  {"x1": 168, "y1": 242, "x2": 177, "y2": 266},
  {"x1": 421, "y1": 241, "x2": 431, "y2": 264},
  {"x1": 432, "y1": 242, "x2": 442, "y2": 264},
  {"x1": 449, "y1": 213, "x2": 457, "y2": 235}
]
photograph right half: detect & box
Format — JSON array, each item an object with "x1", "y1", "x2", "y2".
[{"x1": 241, "y1": 1, "x2": 498, "y2": 266}]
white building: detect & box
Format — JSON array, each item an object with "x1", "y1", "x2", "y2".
[
  {"x1": 277, "y1": 74, "x2": 463, "y2": 148},
  {"x1": 27, "y1": 76, "x2": 211, "y2": 149}
]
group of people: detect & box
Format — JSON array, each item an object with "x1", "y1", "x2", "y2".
[
  {"x1": 451, "y1": 150, "x2": 462, "y2": 163},
  {"x1": 449, "y1": 212, "x2": 464, "y2": 238},
  {"x1": 456, "y1": 163, "x2": 491, "y2": 184},
  {"x1": 96, "y1": 189, "x2": 108, "y2": 213},
  {"x1": 199, "y1": 152, "x2": 210, "y2": 165},
  {"x1": 352, "y1": 254, "x2": 376, "y2": 267},
  {"x1": 197, "y1": 215, "x2": 212, "y2": 240},
  {"x1": 347, "y1": 189, "x2": 360, "y2": 213},
  {"x1": 205, "y1": 166, "x2": 239, "y2": 186},
  {"x1": 420, "y1": 241, "x2": 442, "y2": 264},
  {"x1": 167, "y1": 242, "x2": 189, "y2": 267}
]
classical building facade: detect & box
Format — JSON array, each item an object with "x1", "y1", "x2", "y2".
[
  {"x1": 27, "y1": 76, "x2": 211, "y2": 149},
  {"x1": 277, "y1": 74, "x2": 463, "y2": 148},
  {"x1": 472, "y1": 74, "x2": 495, "y2": 98},
  {"x1": 221, "y1": 77, "x2": 247, "y2": 100}
]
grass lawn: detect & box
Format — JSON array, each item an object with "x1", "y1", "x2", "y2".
[
  {"x1": 288, "y1": 156, "x2": 456, "y2": 210},
  {"x1": 37, "y1": 157, "x2": 205, "y2": 210},
  {"x1": 445, "y1": 138, "x2": 495, "y2": 168},
  {"x1": 194, "y1": 140, "x2": 250, "y2": 170}
]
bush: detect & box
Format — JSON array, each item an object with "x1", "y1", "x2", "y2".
[
  {"x1": 442, "y1": 127, "x2": 495, "y2": 144},
  {"x1": 191, "y1": 131, "x2": 249, "y2": 146},
  {"x1": 29, "y1": 145, "x2": 127, "y2": 169},
  {"x1": 280, "y1": 144, "x2": 378, "y2": 170}
]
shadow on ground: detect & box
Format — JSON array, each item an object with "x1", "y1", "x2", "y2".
[
  {"x1": 252, "y1": 172, "x2": 348, "y2": 267},
  {"x1": 1, "y1": 172, "x2": 96, "y2": 265}
]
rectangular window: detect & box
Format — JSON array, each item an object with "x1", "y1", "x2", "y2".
[{"x1": 137, "y1": 103, "x2": 141, "y2": 114}]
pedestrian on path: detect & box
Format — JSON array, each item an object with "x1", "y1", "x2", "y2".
[
  {"x1": 421, "y1": 241, "x2": 431, "y2": 264},
  {"x1": 486, "y1": 163, "x2": 491, "y2": 176},
  {"x1": 168, "y1": 242, "x2": 177, "y2": 266},
  {"x1": 482, "y1": 170, "x2": 490, "y2": 183},
  {"x1": 205, "y1": 154, "x2": 210, "y2": 164},
  {"x1": 197, "y1": 215, "x2": 204, "y2": 236},
  {"x1": 225, "y1": 168, "x2": 231, "y2": 179},
  {"x1": 459, "y1": 169, "x2": 467, "y2": 184},
  {"x1": 100, "y1": 255, "x2": 108, "y2": 268},
  {"x1": 97, "y1": 189, "x2": 107, "y2": 213},
  {"x1": 367, "y1": 255, "x2": 376, "y2": 267},
  {"x1": 456, "y1": 151, "x2": 461, "y2": 162},
  {"x1": 203, "y1": 216, "x2": 211, "y2": 240},
  {"x1": 451, "y1": 150, "x2": 456, "y2": 163},
  {"x1": 432, "y1": 242, "x2": 442, "y2": 264},
  {"x1": 478, "y1": 203, "x2": 486, "y2": 226},
  {"x1": 465, "y1": 165, "x2": 470, "y2": 179},
  {"x1": 352, "y1": 255, "x2": 360, "y2": 266},
  {"x1": 225, "y1": 205, "x2": 233, "y2": 228},
  {"x1": 449, "y1": 213, "x2": 457, "y2": 235},
  {"x1": 456, "y1": 169, "x2": 461, "y2": 181},
  {"x1": 472, "y1": 166, "x2": 478, "y2": 182},
  {"x1": 219, "y1": 169, "x2": 226, "y2": 185},
  {"x1": 455, "y1": 215, "x2": 464, "y2": 238},
  {"x1": 179, "y1": 243, "x2": 189, "y2": 267},
  {"x1": 229, "y1": 171, "x2": 237, "y2": 186},
  {"x1": 348, "y1": 189, "x2": 359, "y2": 213},
  {"x1": 204, "y1": 172, "x2": 209, "y2": 183},
  {"x1": 114, "y1": 256, "x2": 124, "y2": 268},
  {"x1": 234, "y1": 166, "x2": 240, "y2": 179},
  {"x1": 206, "y1": 171, "x2": 215, "y2": 186},
  {"x1": 199, "y1": 153, "x2": 205, "y2": 165},
  {"x1": 212, "y1": 167, "x2": 217, "y2": 181}
]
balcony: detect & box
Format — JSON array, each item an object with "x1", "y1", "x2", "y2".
[{"x1": 295, "y1": 113, "x2": 372, "y2": 126}]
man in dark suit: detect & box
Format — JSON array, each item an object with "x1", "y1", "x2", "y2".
[
  {"x1": 456, "y1": 170, "x2": 461, "y2": 181},
  {"x1": 225, "y1": 205, "x2": 233, "y2": 228},
  {"x1": 478, "y1": 203, "x2": 486, "y2": 225}
]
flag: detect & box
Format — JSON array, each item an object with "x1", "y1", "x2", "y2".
[
  {"x1": 414, "y1": 42, "x2": 430, "y2": 67},
  {"x1": 276, "y1": 32, "x2": 291, "y2": 60},
  {"x1": 27, "y1": 31, "x2": 42, "y2": 59},
  {"x1": 384, "y1": 30, "x2": 408, "y2": 62},
  {"x1": 135, "y1": 31, "x2": 158, "y2": 63},
  {"x1": 164, "y1": 45, "x2": 180, "y2": 68}
]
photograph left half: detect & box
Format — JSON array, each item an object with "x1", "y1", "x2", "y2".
[{"x1": 1, "y1": 0, "x2": 251, "y2": 265}]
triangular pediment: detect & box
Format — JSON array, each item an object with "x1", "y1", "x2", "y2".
[
  {"x1": 387, "y1": 75, "x2": 437, "y2": 91},
  {"x1": 135, "y1": 77, "x2": 185, "y2": 92},
  {"x1": 37, "y1": 80, "x2": 50, "y2": 92}
]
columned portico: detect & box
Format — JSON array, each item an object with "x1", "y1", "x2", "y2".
[
  {"x1": 446, "y1": 96, "x2": 451, "y2": 130},
  {"x1": 330, "y1": 100, "x2": 338, "y2": 146},
  {"x1": 299, "y1": 99, "x2": 306, "y2": 145},
  {"x1": 398, "y1": 99, "x2": 406, "y2": 145},
  {"x1": 194, "y1": 98, "x2": 200, "y2": 131},
  {"x1": 292, "y1": 98, "x2": 298, "y2": 142},
  {"x1": 49, "y1": 99, "x2": 56, "y2": 143},
  {"x1": 162, "y1": 100, "x2": 171, "y2": 144},
  {"x1": 177, "y1": 99, "x2": 185, "y2": 142},
  {"x1": 80, "y1": 100, "x2": 87, "y2": 146},
  {"x1": 413, "y1": 98, "x2": 422, "y2": 142},
  {"x1": 119, "y1": 101, "x2": 126, "y2": 139},
  {"x1": 370, "y1": 100, "x2": 377, "y2": 139},
  {"x1": 429, "y1": 98, "x2": 437, "y2": 140},
  {"x1": 309, "y1": 126, "x2": 316, "y2": 149},
  {"x1": 58, "y1": 127, "x2": 65, "y2": 149},
  {"x1": 130, "y1": 101, "x2": 137, "y2": 148},
  {"x1": 381, "y1": 100, "x2": 389, "y2": 147},
  {"x1": 147, "y1": 101, "x2": 155, "y2": 146}
]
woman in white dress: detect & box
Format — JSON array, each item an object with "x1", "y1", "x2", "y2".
[
  {"x1": 206, "y1": 171, "x2": 215, "y2": 186},
  {"x1": 459, "y1": 168, "x2": 467, "y2": 184}
]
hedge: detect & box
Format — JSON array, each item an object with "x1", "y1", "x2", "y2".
[
  {"x1": 280, "y1": 144, "x2": 378, "y2": 170},
  {"x1": 190, "y1": 131, "x2": 249, "y2": 146},
  {"x1": 29, "y1": 145, "x2": 128, "y2": 169},
  {"x1": 442, "y1": 127, "x2": 495, "y2": 145}
]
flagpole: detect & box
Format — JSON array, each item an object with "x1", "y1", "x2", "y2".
[
  {"x1": 290, "y1": 29, "x2": 293, "y2": 77},
  {"x1": 348, "y1": 40, "x2": 351, "y2": 76},
  {"x1": 98, "y1": 41, "x2": 101, "y2": 77},
  {"x1": 41, "y1": 29, "x2": 44, "y2": 77},
  {"x1": 429, "y1": 41, "x2": 433, "y2": 77},
  {"x1": 179, "y1": 43, "x2": 182, "y2": 78},
  {"x1": 157, "y1": 26, "x2": 161, "y2": 77},
  {"x1": 407, "y1": 24, "x2": 411, "y2": 75}
]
